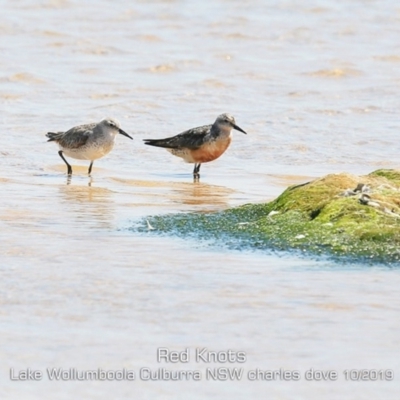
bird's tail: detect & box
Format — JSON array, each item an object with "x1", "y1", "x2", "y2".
[
  {"x1": 46, "y1": 132, "x2": 63, "y2": 142},
  {"x1": 143, "y1": 138, "x2": 175, "y2": 148}
]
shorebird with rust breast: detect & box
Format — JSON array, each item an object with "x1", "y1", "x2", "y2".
[
  {"x1": 143, "y1": 113, "x2": 247, "y2": 179},
  {"x1": 46, "y1": 118, "x2": 133, "y2": 175}
]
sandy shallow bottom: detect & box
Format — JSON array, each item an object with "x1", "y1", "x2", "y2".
[
  {"x1": 1, "y1": 169, "x2": 399, "y2": 399},
  {"x1": 1, "y1": 0, "x2": 400, "y2": 398}
]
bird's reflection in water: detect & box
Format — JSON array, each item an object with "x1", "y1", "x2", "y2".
[
  {"x1": 65, "y1": 175, "x2": 93, "y2": 187},
  {"x1": 108, "y1": 177, "x2": 236, "y2": 211},
  {"x1": 59, "y1": 178, "x2": 115, "y2": 230},
  {"x1": 168, "y1": 180, "x2": 234, "y2": 210}
]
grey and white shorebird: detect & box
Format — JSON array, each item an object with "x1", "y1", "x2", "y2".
[
  {"x1": 143, "y1": 113, "x2": 247, "y2": 178},
  {"x1": 46, "y1": 118, "x2": 133, "y2": 175}
]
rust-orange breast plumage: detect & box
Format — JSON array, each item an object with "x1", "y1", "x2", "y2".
[{"x1": 189, "y1": 135, "x2": 232, "y2": 163}]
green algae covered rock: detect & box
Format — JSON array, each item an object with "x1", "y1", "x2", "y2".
[{"x1": 142, "y1": 169, "x2": 400, "y2": 263}]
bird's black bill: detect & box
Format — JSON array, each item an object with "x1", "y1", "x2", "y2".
[
  {"x1": 119, "y1": 128, "x2": 133, "y2": 140},
  {"x1": 232, "y1": 123, "x2": 247, "y2": 134}
]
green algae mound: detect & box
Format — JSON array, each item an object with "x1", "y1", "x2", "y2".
[{"x1": 142, "y1": 169, "x2": 400, "y2": 263}]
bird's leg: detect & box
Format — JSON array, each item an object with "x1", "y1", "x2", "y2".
[
  {"x1": 58, "y1": 151, "x2": 72, "y2": 175},
  {"x1": 88, "y1": 161, "x2": 94, "y2": 175},
  {"x1": 193, "y1": 163, "x2": 201, "y2": 182},
  {"x1": 193, "y1": 163, "x2": 201, "y2": 174}
]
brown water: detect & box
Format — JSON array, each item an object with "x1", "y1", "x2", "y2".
[{"x1": 1, "y1": 1, "x2": 400, "y2": 399}]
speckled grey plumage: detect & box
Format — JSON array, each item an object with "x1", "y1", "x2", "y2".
[
  {"x1": 143, "y1": 113, "x2": 247, "y2": 179},
  {"x1": 143, "y1": 113, "x2": 245, "y2": 150},
  {"x1": 46, "y1": 118, "x2": 132, "y2": 175}
]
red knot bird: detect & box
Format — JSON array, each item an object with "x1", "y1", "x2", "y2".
[
  {"x1": 143, "y1": 113, "x2": 247, "y2": 179},
  {"x1": 46, "y1": 118, "x2": 133, "y2": 175}
]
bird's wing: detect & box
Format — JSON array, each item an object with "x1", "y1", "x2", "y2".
[
  {"x1": 143, "y1": 124, "x2": 211, "y2": 150},
  {"x1": 52, "y1": 123, "x2": 96, "y2": 149}
]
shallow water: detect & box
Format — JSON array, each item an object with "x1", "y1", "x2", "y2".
[{"x1": 1, "y1": 0, "x2": 400, "y2": 399}]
